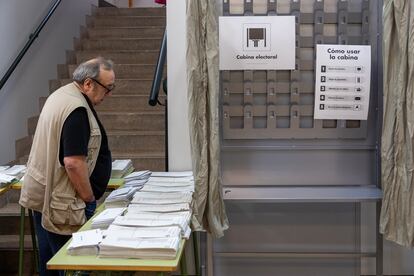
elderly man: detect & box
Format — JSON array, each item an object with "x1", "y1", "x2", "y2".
[{"x1": 19, "y1": 57, "x2": 114, "y2": 276}]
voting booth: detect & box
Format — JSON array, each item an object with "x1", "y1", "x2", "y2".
[{"x1": 214, "y1": 1, "x2": 383, "y2": 275}]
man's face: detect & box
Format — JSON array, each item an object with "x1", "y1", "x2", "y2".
[{"x1": 83, "y1": 69, "x2": 115, "y2": 105}]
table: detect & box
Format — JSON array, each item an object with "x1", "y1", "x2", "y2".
[
  {"x1": 14, "y1": 178, "x2": 125, "y2": 276},
  {"x1": 47, "y1": 203, "x2": 187, "y2": 276}
]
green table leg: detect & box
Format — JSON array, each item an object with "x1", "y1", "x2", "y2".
[
  {"x1": 28, "y1": 209, "x2": 39, "y2": 273},
  {"x1": 18, "y1": 206, "x2": 25, "y2": 276},
  {"x1": 193, "y1": 232, "x2": 200, "y2": 276},
  {"x1": 180, "y1": 248, "x2": 187, "y2": 276},
  {"x1": 156, "y1": 273, "x2": 164, "y2": 276}
]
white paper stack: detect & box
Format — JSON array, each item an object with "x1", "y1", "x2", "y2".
[
  {"x1": 131, "y1": 192, "x2": 193, "y2": 205},
  {"x1": 123, "y1": 211, "x2": 192, "y2": 239},
  {"x1": 68, "y1": 229, "x2": 103, "y2": 255},
  {"x1": 104, "y1": 186, "x2": 139, "y2": 208},
  {"x1": 91, "y1": 207, "x2": 126, "y2": 229},
  {"x1": 111, "y1": 159, "x2": 134, "y2": 178},
  {"x1": 123, "y1": 170, "x2": 152, "y2": 188},
  {"x1": 127, "y1": 202, "x2": 191, "y2": 213},
  {"x1": 123, "y1": 178, "x2": 149, "y2": 189},
  {"x1": 0, "y1": 173, "x2": 15, "y2": 188},
  {"x1": 106, "y1": 224, "x2": 182, "y2": 239},
  {"x1": 140, "y1": 174, "x2": 195, "y2": 193},
  {"x1": 150, "y1": 171, "x2": 193, "y2": 178},
  {"x1": 112, "y1": 215, "x2": 189, "y2": 236},
  {"x1": 3, "y1": 165, "x2": 26, "y2": 180},
  {"x1": 99, "y1": 235, "x2": 180, "y2": 259}
]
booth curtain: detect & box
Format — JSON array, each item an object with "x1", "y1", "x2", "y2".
[
  {"x1": 380, "y1": 0, "x2": 414, "y2": 247},
  {"x1": 185, "y1": 0, "x2": 229, "y2": 238}
]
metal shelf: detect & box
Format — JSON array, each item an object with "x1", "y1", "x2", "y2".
[{"x1": 223, "y1": 185, "x2": 382, "y2": 203}]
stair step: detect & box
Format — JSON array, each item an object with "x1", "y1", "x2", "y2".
[
  {"x1": 74, "y1": 50, "x2": 160, "y2": 64},
  {"x1": 78, "y1": 38, "x2": 162, "y2": 51},
  {"x1": 67, "y1": 64, "x2": 165, "y2": 79},
  {"x1": 0, "y1": 203, "x2": 32, "y2": 235},
  {"x1": 107, "y1": 131, "x2": 165, "y2": 153},
  {"x1": 40, "y1": 95, "x2": 164, "y2": 112},
  {"x1": 93, "y1": 7, "x2": 165, "y2": 16},
  {"x1": 87, "y1": 27, "x2": 164, "y2": 39},
  {"x1": 99, "y1": 111, "x2": 165, "y2": 131},
  {"x1": 15, "y1": 136, "x2": 33, "y2": 159},
  {"x1": 96, "y1": 95, "x2": 165, "y2": 112},
  {"x1": 111, "y1": 153, "x2": 166, "y2": 171},
  {"x1": 49, "y1": 79, "x2": 165, "y2": 95},
  {"x1": 28, "y1": 111, "x2": 165, "y2": 134},
  {"x1": 89, "y1": 16, "x2": 165, "y2": 27},
  {"x1": 0, "y1": 249, "x2": 36, "y2": 275},
  {"x1": 0, "y1": 235, "x2": 33, "y2": 249}
]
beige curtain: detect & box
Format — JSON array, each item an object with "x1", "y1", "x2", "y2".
[
  {"x1": 380, "y1": 0, "x2": 414, "y2": 247},
  {"x1": 186, "y1": 0, "x2": 229, "y2": 238}
]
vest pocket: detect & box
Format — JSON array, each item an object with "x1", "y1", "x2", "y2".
[
  {"x1": 50, "y1": 194, "x2": 86, "y2": 226},
  {"x1": 69, "y1": 200, "x2": 87, "y2": 225}
]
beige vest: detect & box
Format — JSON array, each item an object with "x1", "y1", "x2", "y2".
[{"x1": 19, "y1": 83, "x2": 101, "y2": 235}]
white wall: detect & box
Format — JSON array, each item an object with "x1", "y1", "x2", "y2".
[
  {"x1": 167, "y1": 0, "x2": 192, "y2": 171},
  {"x1": 0, "y1": 0, "x2": 97, "y2": 165}
]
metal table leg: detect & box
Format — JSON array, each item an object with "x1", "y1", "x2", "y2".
[
  {"x1": 193, "y1": 232, "x2": 200, "y2": 276},
  {"x1": 180, "y1": 248, "x2": 187, "y2": 276},
  {"x1": 18, "y1": 206, "x2": 25, "y2": 276},
  {"x1": 28, "y1": 209, "x2": 39, "y2": 273}
]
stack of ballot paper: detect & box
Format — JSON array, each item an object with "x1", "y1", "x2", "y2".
[
  {"x1": 123, "y1": 211, "x2": 192, "y2": 239},
  {"x1": 0, "y1": 165, "x2": 26, "y2": 188},
  {"x1": 112, "y1": 215, "x2": 189, "y2": 237},
  {"x1": 106, "y1": 224, "x2": 182, "y2": 239},
  {"x1": 127, "y1": 202, "x2": 191, "y2": 213},
  {"x1": 99, "y1": 235, "x2": 180, "y2": 259},
  {"x1": 140, "y1": 180, "x2": 195, "y2": 193},
  {"x1": 111, "y1": 159, "x2": 134, "y2": 178},
  {"x1": 3, "y1": 165, "x2": 26, "y2": 179},
  {"x1": 91, "y1": 207, "x2": 126, "y2": 229},
  {"x1": 68, "y1": 229, "x2": 103, "y2": 256},
  {"x1": 131, "y1": 191, "x2": 193, "y2": 205},
  {"x1": 123, "y1": 170, "x2": 152, "y2": 188},
  {"x1": 150, "y1": 171, "x2": 193, "y2": 178},
  {"x1": 104, "y1": 186, "x2": 139, "y2": 208},
  {"x1": 0, "y1": 173, "x2": 15, "y2": 188}
]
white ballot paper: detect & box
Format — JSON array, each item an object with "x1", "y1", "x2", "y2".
[
  {"x1": 99, "y1": 236, "x2": 180, "y2": 259},
  {"x1": 68, "y1": 229, "x2": 103, "y2": 255},
  {"x1": 150, "y1": 171, "x2": 193, "y2": 178},
  {"x1": 128, "y1": 202, "x2": 191, "y2": 213}
]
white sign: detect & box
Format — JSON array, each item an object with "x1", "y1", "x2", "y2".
[
  {"x1": 314, "y1": 45, "x2": 371, "y2": 120},
  {"x1": 219, "y1": 16, "x2": 295, "y2": 70}
]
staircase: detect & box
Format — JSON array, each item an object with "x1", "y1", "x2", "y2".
[{"x1": 0, "y1": 6, "x2": 166, "y2": 275}]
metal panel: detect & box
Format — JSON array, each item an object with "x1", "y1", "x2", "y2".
[
  {"x1": 221, "y1": 0, "x2": 372, "y2": 140},
  {"x1": 214, "y1": 202, "x2": 361, "y2": 276},
  {"x1": 216, "y1": 1, "x2": 382, "y2": 276}
]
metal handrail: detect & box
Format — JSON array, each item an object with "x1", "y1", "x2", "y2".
[
  {"x1": 148, "y1": 29, "x2": 167, "y2": 106},
  {"x1": 0, "y1": 0, "x2": 62, "y2": 90}
]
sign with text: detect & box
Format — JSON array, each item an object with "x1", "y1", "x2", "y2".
[
  {"x1": 219, "y1": 16, "x2": 295, "y2": 70},
  {"x1": 314, "y1": 45, "x2": 371, "y2": 120}
]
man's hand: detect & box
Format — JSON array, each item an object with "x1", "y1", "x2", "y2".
[{"x1": 64, "y1": 155, "x2": 95, "y2": 202}]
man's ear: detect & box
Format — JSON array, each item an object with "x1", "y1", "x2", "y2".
[{"x1": 83, "y1": 78, "x2": 94, "y2": 90}]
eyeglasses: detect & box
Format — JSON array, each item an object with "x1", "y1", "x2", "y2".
[{"x1": 90, "y1": 78, "x2": 115, "y2": 94}]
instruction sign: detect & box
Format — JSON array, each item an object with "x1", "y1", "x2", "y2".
[
  {"x1": 219, "y1": 16, "x2": 295, "y2": 70},
  {"x1": 314, "y1": 45, "x2": 371, "y2": 120}
]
